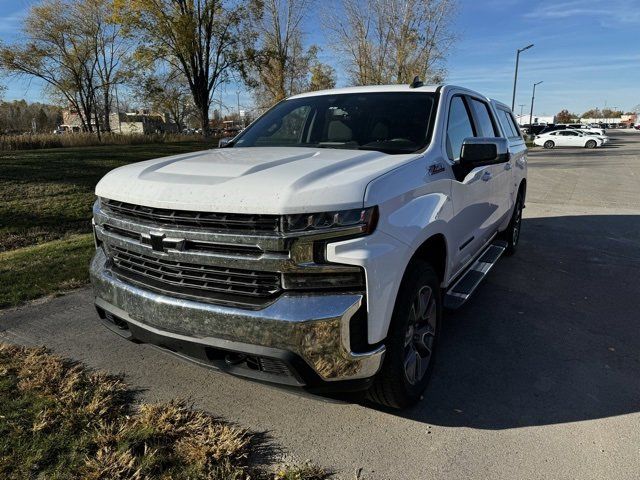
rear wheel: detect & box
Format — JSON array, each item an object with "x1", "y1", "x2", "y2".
[
  {"x1": 543, "y1": 140, "x2": 554, "y2": 149},
  {"x1": 368, "y1": 260, "x2": 441, "y2": 409},
  {"x1": 585, "y1": 139, "x2": 597, "y2": 149},
  {"x1": 500, "y1": 190, "x2": 524, "y2": 256}
]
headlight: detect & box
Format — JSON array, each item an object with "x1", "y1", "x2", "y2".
[{"x1": 283, "y1": 206, "x2": 378, "y2": 234}]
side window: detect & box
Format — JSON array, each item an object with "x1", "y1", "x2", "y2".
[
  {"x1": 507, "y1": 112, "x2": 522, "y2": 137},
  {"x1": 446, "y1": 96, "x2": 475, "y2": 161},
  {"x1": 469, "y1": 98, "x2": 498, "y2": 137},
  {"x1": 497, "y1": 109, "x2": 517, "y2": 137}
]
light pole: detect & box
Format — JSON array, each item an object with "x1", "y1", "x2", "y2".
[
  {"x1": 529, "y1": 81, "x2": 543, "y2": 131},
  {"x1": 511, "y1": 44, "x2": 534, "y2": 111},
  {"x1": 236, "y1": 90, "x2": 241, "y2": 126}
]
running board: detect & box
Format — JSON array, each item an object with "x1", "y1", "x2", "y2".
[{"x1": 443, "y1": 240, "x2": 508, "y2": 310}]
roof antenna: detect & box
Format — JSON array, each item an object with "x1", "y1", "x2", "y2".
[{"x1": 409, "y1": 76, "x2": 423, "y2": 88}]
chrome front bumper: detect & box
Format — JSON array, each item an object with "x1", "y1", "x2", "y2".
[{"x1": 90, "y1": 249, "x2": 385, "y2": 386}]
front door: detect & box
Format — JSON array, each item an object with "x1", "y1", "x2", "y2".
[{"x1": 445, "y1": 95, "x2": 496, "y2": 275}]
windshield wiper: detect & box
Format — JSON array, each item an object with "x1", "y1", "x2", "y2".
[{"x1": 357, "y1": 145, "x2": 418, "y2": 154}]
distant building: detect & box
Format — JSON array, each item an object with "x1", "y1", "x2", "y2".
[
  {"x1": 580, "y1": 116, "x2": 634, "y2": 125},
  {"x1": 515, "y1": 114, "x2": 555, "y2": 126},
  {"x1": 61, "y1": 108, "x2": 178, "y2": 134},
  {"x1": 110, "y1": 111, "x2": 178, "y2": 135}
]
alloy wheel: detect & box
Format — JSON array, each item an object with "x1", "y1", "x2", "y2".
[
  {"x1": 512, "y1": 199, "x2": 522, "y2": 246},
  {"x1": 403, "y1": 286, "x2": 437, "y2": 385}
]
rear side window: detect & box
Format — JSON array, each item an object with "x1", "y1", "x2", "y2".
[
  {"x1": 497, "y1": 109, "x2": 519, "y2": 138},
  {"x1": 469, "y1": 98, "x2": 498, "y2": 137},
  {"x1": 446, "y1": 96, "x2": 475, "y2": 160}
]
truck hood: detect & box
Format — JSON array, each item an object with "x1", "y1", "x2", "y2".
[{"x1": 95, "y1": 146, "x2": 421, "y2": 214}]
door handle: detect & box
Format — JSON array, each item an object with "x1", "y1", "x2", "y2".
[{"x1": 482, "y1": 171, "x2": 492, "y2": 181}]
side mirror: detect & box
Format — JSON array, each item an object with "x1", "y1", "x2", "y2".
[
  {"x1": 459, "y1": 137, "x2": 510, "y2": 167},
  {"x1": 218, "y1": 137, "x2": 233, "y2": 148}
]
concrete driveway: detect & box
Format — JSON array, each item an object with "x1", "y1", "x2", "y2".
[{"x1": 2, "y1": 130, "x2": 639, "y2": 479}]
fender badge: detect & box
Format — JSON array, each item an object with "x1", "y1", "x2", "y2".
[{"x1": 428, "y1": 163, "x2": 445, "y2": 175}]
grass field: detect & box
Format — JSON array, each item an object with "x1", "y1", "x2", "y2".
[
  {"x1": 0, "y1": 343, "x2": 327, "y2": 479},
  {"x1": 0, "y1": 142, "x2": 214, "y2": 308}
]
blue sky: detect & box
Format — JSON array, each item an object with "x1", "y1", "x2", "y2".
[{"x1": 1, "y1": 0, "x2": 639, "y2": 116}]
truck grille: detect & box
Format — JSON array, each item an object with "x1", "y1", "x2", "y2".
[
  {"x1": 110, "y1": 247, "x2": 281, "y2": 302},
  {"x1": 104, "y1": 199, "x2": 280, "y2": 233}
]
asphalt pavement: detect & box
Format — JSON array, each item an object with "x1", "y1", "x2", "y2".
[{"x1": 2, "y1": 130, "x2": 639, "y2": 479}]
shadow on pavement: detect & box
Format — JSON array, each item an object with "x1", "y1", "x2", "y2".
[{"x1": 380, "y1": 214, "x2": 640, "y2": 429}]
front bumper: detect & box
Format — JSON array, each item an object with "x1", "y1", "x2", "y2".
[{"x1": 90, "y1": 249, "x2": 385, "y2": 389}]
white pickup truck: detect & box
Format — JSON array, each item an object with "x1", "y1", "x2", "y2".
[{"x1": 91, "y1": 83, "x2": 527, "y2": 408}]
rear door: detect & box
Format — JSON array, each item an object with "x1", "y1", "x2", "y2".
[{"x1": 494, "y1": 104, "x2": 526, "y2": 220}]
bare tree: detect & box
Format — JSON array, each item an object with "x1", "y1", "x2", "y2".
[
  {"x1": 0, "y1": 0, "x2": 130, "y2": 135},
  {"x1": 324, "y1": 0, "x2": 456, "y2": 85},
  {"x1": 135, "y1": 69, "x2": 196, "y2": 131},
  {"x1": 0, "y1": 0, "x2": 100, "y2": 131},
  {"x1": 308, "y1": 62, "x2": 336, "y2": 91},
  {"x1": 246, "y1": 0, "x2": 317, "y2": 107},
  {"x1": 80, "y1": 0, "x2": 131, "y2": 132},
  {"x1": 116, "y1": 0, "x2": 259, "y2": 134}
]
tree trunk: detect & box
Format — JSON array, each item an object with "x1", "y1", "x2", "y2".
[
  {"x1": 94, "y1": 107, "x2": 102, "y2": 141},
  {"x1": 103, "y1": 87, "x2": 111, "y2": 133},
  {"x1": 199, "y1": 103, "x2": 209, "y2": 136}
]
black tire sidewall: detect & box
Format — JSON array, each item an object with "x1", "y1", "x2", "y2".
[
  {"x1": 503, "y1": 193, "x2": 523, "y2": 255},
  {"x1": 374, "y1": 261, "x2": 441, "y2": 408}
]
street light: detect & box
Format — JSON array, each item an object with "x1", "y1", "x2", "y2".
[
  {"x1": 511, "y1": 44, "x2": 534, "y2": 111},
  {"x1": 236, "y1": 90, "x2": 241, "y2": 126},
  {"x1": 529, "y1": 81, "x2": 543, "y2": 132}
]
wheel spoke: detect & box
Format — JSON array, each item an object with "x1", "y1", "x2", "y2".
[
  {"x1": 416, "y1": 287, "x2": 432, "y2": 320},
  {"x1": 403, "y1": 285, "x2": 438, "y2": 384},
  {"x1": 404, "y1": 348, "x2": 418, "y2": 384}
]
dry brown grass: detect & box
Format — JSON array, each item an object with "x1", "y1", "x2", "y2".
[
  {"x1": 0, "y1": 132, "x2": 212, "y2": 151},
  {"x1": 0, "y1": 343, "x2": 327, "y2": 480}
]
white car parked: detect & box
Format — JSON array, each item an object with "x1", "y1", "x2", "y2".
[{"x1": 534, "y1": 130, "x2": 605, "y2": 149}]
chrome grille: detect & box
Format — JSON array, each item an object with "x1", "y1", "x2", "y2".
[
  {"x1": 103, "y1": 199, "x2": 280, "y2": 233},
  {"x1": 103, "y1": 224, "x2": 263, "y2": 257},
  {"x1": 110, "y1": 247, "x2": 281, "y2": 299}
]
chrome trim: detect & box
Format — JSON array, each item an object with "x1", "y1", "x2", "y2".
[
  {"x1": 90, "y1": 249, "x2": 385, "y2": 382},
  {"x1": 94, "y1": 204, "x2": 363, "y2": 275}
]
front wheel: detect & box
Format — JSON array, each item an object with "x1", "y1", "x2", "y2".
[
  {"x1": 368, "y1": 260, "x2": 441, "y2": 409},
  {"x1": 543, "y1": 140, "x2": 555, "y2": 149},
  {"x1": 585, "y1": 139, "x2": 597, "y2": 149}
]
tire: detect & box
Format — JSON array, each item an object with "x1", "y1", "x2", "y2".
[
  {"x1": 368, "y1": 260, "x2": 441, "y2": 409},
  {"x1": 585, "y1": 140, "x2": 597, "y2": 149},
  {"x1": 500, "y1": 190, "x2": 524, "y2": 256},
  {"x1": 543, "y1": 140, "x2": 554, "y2": 149}
]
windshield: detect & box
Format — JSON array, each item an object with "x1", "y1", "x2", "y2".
[{"x1": 231, "y1": 92, "x2": 436, "y2": 154}]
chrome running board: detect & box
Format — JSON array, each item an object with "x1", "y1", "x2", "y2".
[{"x1": 443, "y1": 240, "x2": 508, "y2": 310}]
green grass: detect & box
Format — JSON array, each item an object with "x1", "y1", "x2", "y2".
[
  {"x1": 0, "y1": 234, "x2": 95, "y2": 308},
  {"x1": 0, "y1": 142, "x2": 213, "y2": 252},
  {"x1": 0, "y1": 343, "x2": 328, "y2": 479},
  {"x1": 0, "y1": 141, "x2": 214, "y2": 308}
]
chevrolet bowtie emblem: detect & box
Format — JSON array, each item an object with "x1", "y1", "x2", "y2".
[{"x1": 149, "y1": 232, "x2": 166, "y2": 252}]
